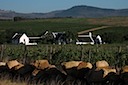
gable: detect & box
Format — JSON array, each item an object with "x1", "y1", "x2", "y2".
[
  {"x1": 20, "y1": 34, "x2": 28, "y2": 39},
  {"x1": 19, "y1": 34, "x2": 29, "y2": 43}
]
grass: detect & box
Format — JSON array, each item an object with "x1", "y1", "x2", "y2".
[
  {"x1": 0, "y1": 79, "x2": 27, "y2": 85},
  {"x1": 0, "y1": 18, "x2": 100, "y2": 36},
  {"x1": 93, "y1": 26, "x2": 128, "y2": 35},
  {"x1": 0, "y1": 17, "x2": 128, "y2": 35},
  {"x1": 86, "y1": 16, "x2": 128, "y2": 26}
]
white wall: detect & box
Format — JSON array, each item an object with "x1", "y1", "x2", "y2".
[{"x1": 19, "y1": 34, "x2": 29, "y2": 45}]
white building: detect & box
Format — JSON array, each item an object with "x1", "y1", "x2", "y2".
[
  {"x1": 12, "y1": 33, "x2": 37, "y2": 45},
  {"x1": 76, "y1": 32, "x2": 95, "y2": 45},
  {"x1": 95, "y1": 35, "x2": 102, "y2": 44}
]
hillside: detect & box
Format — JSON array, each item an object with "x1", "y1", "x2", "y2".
[
  {"x1": 0, "y1": 5, "x2": 128, "y2": 19},
  {"x1": 54, "y1": 5, "x2": 128, "y2": 18}
]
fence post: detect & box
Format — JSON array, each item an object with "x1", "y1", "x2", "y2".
[
  {"x1": 23, "y1": 45, "x2": 27, "y2": 64},
  {"x1": 115, "y1": 46, "x2": 122, "y2": 73}
]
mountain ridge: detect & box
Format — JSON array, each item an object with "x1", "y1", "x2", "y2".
[{"x1": 0, "y1": 5, "x2": 128, "y2": 19}]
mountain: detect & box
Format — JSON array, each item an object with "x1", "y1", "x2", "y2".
[
  {"x1": 0, "y1": 5, "x2": 128, "y2": 19},
  {"x1": 0, "y1": 9, "x2": 46, "y2": 19},
  {"x1": 54, "y1": 5, "x2": 128, "y2": 18}
]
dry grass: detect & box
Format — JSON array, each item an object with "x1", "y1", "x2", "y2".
[
  {"x1": 0, "y1": 79, "x2": 27, "y2": 85},
  {"x1": 87, "y1": 17, "x2": 128, "y2": 26}
]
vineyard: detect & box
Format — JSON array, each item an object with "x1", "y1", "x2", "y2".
[
  {"x1": 0, "y1": 44, "x2": 128, "y2": 67},
  {"x1": 0, "y1": 46, "x2": 128, "y2": 85},
  {"x1": 0, "y1": 17, "x2": 128, "y2": 85},
  {"x1": 0, "y1": 17, "x2": 128, "y2": 44},
  {"x1": 0, "y1": 17, "x2": 128, "y2": 68}
]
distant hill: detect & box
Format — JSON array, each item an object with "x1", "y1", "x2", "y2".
[
  {"x1": 0, "y1": 9, "x2": 46, "y2": 19},
  {"x1": 0, "y1": 5, "x2": 128, "y2": 19},
  {"x1": 54, "y1": 5, "x2": 128, "y2": 18}
]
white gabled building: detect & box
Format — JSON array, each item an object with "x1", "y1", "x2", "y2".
[
  {"x1": 12, "y1": 33, "x2": 37, "y2": 45},
  {"x1": 76, "y1": 32, "x2": 95, "y2": 45},
  {"x1": 12, "y1": 33, "x2": 29, "y2": 45},
  {"x1": 95, "y1": 35, "x2": 102, "y2": 44}
]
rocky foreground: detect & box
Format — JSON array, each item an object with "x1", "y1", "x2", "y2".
[{"x1": 0, "y1": 60, "x2": 128, "y2": 85}]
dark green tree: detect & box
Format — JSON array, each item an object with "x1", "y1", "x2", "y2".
[{"x1": 0, "y1": 31, "x2": 7, "y2": 44}]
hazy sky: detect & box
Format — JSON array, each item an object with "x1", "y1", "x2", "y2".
[{"x1": 0, "y1": 0, "x2": 128, "y2": 13}]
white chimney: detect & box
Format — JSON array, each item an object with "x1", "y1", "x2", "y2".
[{"x1": 89, "y1": 32, "x2": 92, "y2": 37}]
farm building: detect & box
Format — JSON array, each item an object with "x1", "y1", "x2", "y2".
[
  {"x1": 95, "y1": 35, "x2": 102, "y2": 44},
  {"x1": 76, "y1": 32, "x2": 102, "y2": 45},
  {"x1": 41, "y1": 31, "x2": 67, "y2": 45},
  {"x1": 12, "y1": 33, "x2": 37, "y2": 45},
  {"x1": 28, "y1": 36, "x2": 41, "y2": 43},
  {"x1": 76, "y1": 26, "x2": 109, "y2": 45},
  {"x1": 76, "y1": 32, "x2": 95, "y2": 45},
  {"x1": 12, "y1": 33, "x2": 29, "y2": 45},
  {"x1": 12, "y1": 31, "x2": 68, "y2": 45}
]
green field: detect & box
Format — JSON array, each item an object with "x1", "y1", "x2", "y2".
[
  {"x1": 0, "y1": 18, "x2": 100, "y2": 36},
  {"x1": 0, "y1": 17, "x2": 128, "y2": 44}
]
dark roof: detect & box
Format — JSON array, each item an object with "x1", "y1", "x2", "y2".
[
  {"x1": 12, "y1": 34, "x2": 22, "y2": 40},
  {"x1": 77, "y1": 37, "x2": 93, "y2": 42}
]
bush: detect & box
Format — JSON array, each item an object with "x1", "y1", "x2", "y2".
[{"x1": 1, "y1": 44, "x2": 128, "y2": 66}]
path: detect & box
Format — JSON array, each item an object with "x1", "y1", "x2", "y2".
[{"x1": 78, "y1": 26, "x2": 111, "y2": 35}]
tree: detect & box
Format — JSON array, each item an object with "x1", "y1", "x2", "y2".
[
  {"x1": 101, "y1": 32, "x2": 124, "y2": 44},
  {"x1": 0, "y1": 31, "x2": 7, "y2": 44},
  {"x1": 65, "y1": 31, "x2": 76, "y2": 44},
  {"x1": 13, "y1": 17, "x2": 22, "y2": 22}
]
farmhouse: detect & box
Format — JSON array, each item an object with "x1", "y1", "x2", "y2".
[
  {"x1": 12, "y1": 31, "x2": 102, "y2": 45},
  {"x1": 76, "y1": 26, "x2": 106, "y2": 45},
  {"x1": 41, "y1": 31, "x2": 67, "y2": 45},
  {"x1": 76, "y1": 32, "x2": 103, "y2": 45},
  {"x1": 95, "y1": 35, "x2": 102, "y2": 44},
  {"x1": 12, "y1": 33, "x2": 37, "y2": 45},
  {"x1": 76, "y1": 32, "x2": 95, "y2": 45},
  {"x1": 12, "y1": 31, "x2": 68, "y2": 45},
  {"x1": 12, "y1": 33, "x2": 29, "y2": 45}
]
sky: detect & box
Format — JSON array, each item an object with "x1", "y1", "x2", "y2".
[{"x1": 0, "y1": 0, "x2": 128, "y2": 13}]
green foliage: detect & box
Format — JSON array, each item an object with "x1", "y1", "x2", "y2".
[
  {"x1": 1, "y1": 44, "x2": 128, "y2": 66},
  {"x1": 13, "y1": 17, "x2": 23, "y2": 22},
  {"x1": 0, "y1": 31, "x2": 6, "y2": 44},
  {"x1": 93, "y1": 26, "x2": 128, "y2": 44}
]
